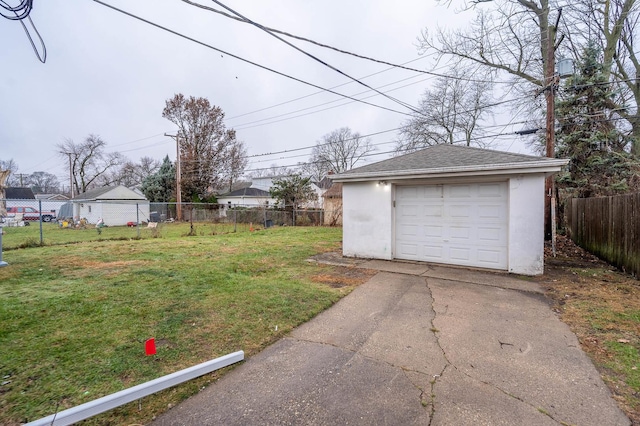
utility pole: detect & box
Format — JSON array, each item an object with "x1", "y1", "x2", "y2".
[
  {"x1": 165, "y1": 133, "x2": 182, "y2": 221},
  {"x1": 67, "y1": 152, "x2": 74, "y2": 199},
  {"x1": 544, "y1": 8, "x2": 563, "y2": 250},
  {"x1": 544, "y1": 24, "x2": 555, "y2": 239}
]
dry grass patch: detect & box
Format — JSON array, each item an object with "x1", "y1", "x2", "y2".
[{"x1": 311, "y1": 266, "x2": 378, "y2": 288}]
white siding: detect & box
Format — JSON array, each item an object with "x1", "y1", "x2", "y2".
[
  {"x1": 342, "y1": 181, "x2": 393, "y2": 259},
  {"x1": 508, "y1": 174, "x2": 545, "y2": 275},
  {"x1": 341, "y1": 174, "x2": 547, "y2": 276}
]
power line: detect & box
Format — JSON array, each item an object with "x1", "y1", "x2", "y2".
[
  {"x1": 242, "y1": 132, "x2": 517, "y2": 173},
  {"x1": 208, "y1": 0, "x2": 423, "y2": 115},
  {"x1": 226, "y1": 56, "x2": 436, "y2": 121},
  {"x1": 180, "y1": 0, "x2": 506, "y2": 85},
  {"x1": 0, "y1": 0, "x2": 31, "y2": 20},
  {"x1": 92, "y1": 0, "x2": 413, "y2": 117},
  {"x1": 1, "y1": 0, "x2": 46, "y2": 62},
  {"x1": 233, "y1": 74, "x2": 435, "y2": 130},
  {"x1": 234, "y1": 80, "x2": 526, "y2": 131}
]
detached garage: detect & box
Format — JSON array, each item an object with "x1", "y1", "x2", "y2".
[{"x1": 332, "y1": 145, "x2": 567, "y2": 275}]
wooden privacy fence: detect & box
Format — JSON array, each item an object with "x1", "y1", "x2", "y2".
[{"x1": 568, "y1": 193, "x2": 640, "y2": 277}]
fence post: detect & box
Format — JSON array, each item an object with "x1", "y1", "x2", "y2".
[
  {"x1": 136, "y1": 203, "x2": 140, "y2": 238},
  {"x1": 0, "y1": 229, "x2": 8, "y2": 267},
  {"x1": 38, "y1": 199, "x2": 44, "y2": 245}
]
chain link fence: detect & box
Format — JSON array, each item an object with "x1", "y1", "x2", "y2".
[{"x1": 0, "y1": 199, "x2": 341, "y2": 249}]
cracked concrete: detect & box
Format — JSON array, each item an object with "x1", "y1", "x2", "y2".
[{"x1": 153, "y1": 261, "x2": 629, "y2": 426}]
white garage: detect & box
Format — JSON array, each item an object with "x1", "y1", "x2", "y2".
[
  {"x1": 332, "y1": 145, "x2": 567, "y2": 275},
  {"x1": 395, "y1": 182, "x2": 508, "y2": 269}
]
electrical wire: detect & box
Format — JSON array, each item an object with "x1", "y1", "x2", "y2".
[
  {"x1": 241, "y1": 131, "x2": 517, "y2": 173},
  {"x1": 233, "y1": 82, "x2": 526, "y2": 131},
  {"x1": 233, "y1": 74, "x2": 436, "y2": 130},
  {"x1": 1, "y1": 0, "x2": 46, "y2": 62},
  {"x1": 0, "y1": 0, "x2": 31, "y2": 20},
  {"x1": 182, "y1": 113, "x2": 536, "y2": 168},
  {"x1": 208, "y1": 0, "x2": 424, "y2": 115},
  {"x1": 226, "y1": 55, "x2": 436, "y2": 121},
  {"x1": 92, "y1": 0, "x2": 414, "y2": 117},
  {"x1": 180, "y1": 0, "x2": 506, "y2": 85}
]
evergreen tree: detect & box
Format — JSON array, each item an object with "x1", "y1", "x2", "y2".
[
  {"x1": 556, "y1": 42, "x2": 640, "y2": 198},
  {"x1": 141, "y1": 156, "x2": 176, "y2": 202},
  {"x1": 269, "y1": 175, "x2": 317, "y2": 211}
]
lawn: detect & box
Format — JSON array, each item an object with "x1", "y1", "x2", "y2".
[
  {"x1": 0, "y1": 221, "x2": 255, "y2": 250},
  {"x1": 0, "y1": 225, "x2": 363, "y2": 425}
]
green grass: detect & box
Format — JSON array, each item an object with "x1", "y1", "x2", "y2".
[
  {"x1": 0, "y1": 225, "x2": 347, "y2": 425},
  {"x1": 0, "y1": 221, "x2": 255, "y2": 250},
  {"x1": 604, "y1": 341, "x2": 640, "y2": 392}
]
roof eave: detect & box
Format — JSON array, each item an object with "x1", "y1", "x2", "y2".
[{"x1": 331, "y1": 159, "x2": 569, "y2": 183}]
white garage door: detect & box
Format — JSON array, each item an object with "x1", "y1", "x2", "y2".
[{"x1": 395, "y1": 182, "x2": 508, "y2": 270}]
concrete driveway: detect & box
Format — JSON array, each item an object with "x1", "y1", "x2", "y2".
[{"x1": 153, "y1": 260, "x2": 630, "y2": 426}]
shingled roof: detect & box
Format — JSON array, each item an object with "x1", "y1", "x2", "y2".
[
  {"x1": 5, "y1": 187, "x2": 35, "y2": 199},
  {"x1": 333, "y1": 144, "x2": 567, "y2": 181},
  {"x1": 219, "y1": 187, "x2": 271, "y2": 197}
]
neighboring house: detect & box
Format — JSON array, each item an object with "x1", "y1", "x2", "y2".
[
  {"x1": 5, "y1": 187, "x2": 38, "y2": 211},
  {"x1": 5, "y1": 188, "x2": 67, "y2": 217},
  {"x1": 332, "y1": 144, "x2": 568, "y2": 276},
  {"x1": 5, "y1": 187, "x2": 35, "y2": 200},
  {"x1": 250, "y1": 176, "x2": 280, "y2": 192},
  {"x1": 217, "y1": 187, "x2": 276, "y2": 210},
  {"x1": 73, "y1": 185, "x2": 150, "y2": 226},
  {"x1": 35, "y1": 193, "x2": 70, "y2": 201},
  {"x1": 322, "y1": 183, "x2": 342, "y2": 226}
]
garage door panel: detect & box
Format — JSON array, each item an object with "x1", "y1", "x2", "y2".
[
  {"x1": 449, "y1": 185, "x2": 472, "y2": 198},
  {"x1": 395, "y1": 182, "x2": 508, "y2": 270},
  {"x1": 477, "y1": 204, "x2": 504, "y2": 220},
  {"x1": 399, "y1": 204, "x2": 419, "y2": 218},
  {"x1": 424, "y1": 225, "x2": 443, "y2": 238},
  {"x1": 398, "y1": 243, "x2": 419, "y2": 256},
  {"x1": 449, "y1": 247, "x2": 471, "y2": 261},
  {"x1": 423, "y1": 185, "x2": 443, "y2": 198},
  {"x1": 423, "y1": 205, "x2": 443, "y2": 218},
  {"x1": 449, "y1": 205, "x2": 472, "y2": 219},
  {"x1": 422, "y1": 244, "x2": 444, "y2": 260},
  {"x1": 478, "y1": 182, "x2": 504, "y2": 197},
  {"x1": 477, "y1": 249, "x2": 503, "y2": 265},
  {"x1": 450, "y1": 226, "x2": 471, "y2": 240},
  {"x1": 399, "y1": 224, "x2": 419, "y2": 239},
  {"x1": 477, "y1": 227, "x2": 503, "y2": 242},
  {"x1": 398, "y1": 186, "x2": 418, "y2": 198}
]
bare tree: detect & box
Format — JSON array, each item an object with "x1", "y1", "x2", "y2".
[
  {"x1": 28, "y1": 172, "x2": 60, "y2": 193},
  {"x1": 0, "y1": 159, "x2": 20, "y2": 187},
  {"x1": 223, "y1": 140, "x2": 248, "y2": 192},
  {"x1": 98, "y1": 156, "x2": 161, "y2": 188},
  {"x1": 297, "y1": 160, "x2": 330, "y2": 182},
  {"x1": 57, "y1": 135, "x2": 124, "y2": 196},
  {"x1": 396, "y1": 70, "x2": 494, "y2": 153},
  {"x1": 163, "y1": 94, "x2": 247, "y2": 200},
  {"x1": 310, "y1": 127, "x2": 375, "y2": 174},
  {"x1": 248, "y1": 164, "x2": 296, "y2": 179},
  {"x1": 423, "y1": 0, "x2": 640, "y2": 153}
]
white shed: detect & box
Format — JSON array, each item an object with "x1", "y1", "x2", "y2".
[
  {"x1": 332, "y1": 145, "x2": 568, "y2": 276},
  {"x1": 73, "y1": 185, "x2": 150, "y2": 226}
]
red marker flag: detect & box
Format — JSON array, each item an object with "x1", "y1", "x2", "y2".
[{"x1": 145, "y1": 338, "x2": 156, "y2": 356}]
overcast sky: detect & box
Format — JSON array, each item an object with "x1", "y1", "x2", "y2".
[{"x1": 0, "y1": 0, "x2": 532, "y2": 188}]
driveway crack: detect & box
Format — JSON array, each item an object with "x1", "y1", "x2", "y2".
[
  {"x1": 424, "y1": 276, "x2": 452, "y2": 425},
  {"x1": 425, "y1": 277, "x2": 567, "y2": 425}
]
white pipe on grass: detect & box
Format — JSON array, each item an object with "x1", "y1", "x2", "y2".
[{"x1": 26, "y1": 350, "x2": 244, "y2": 426}]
